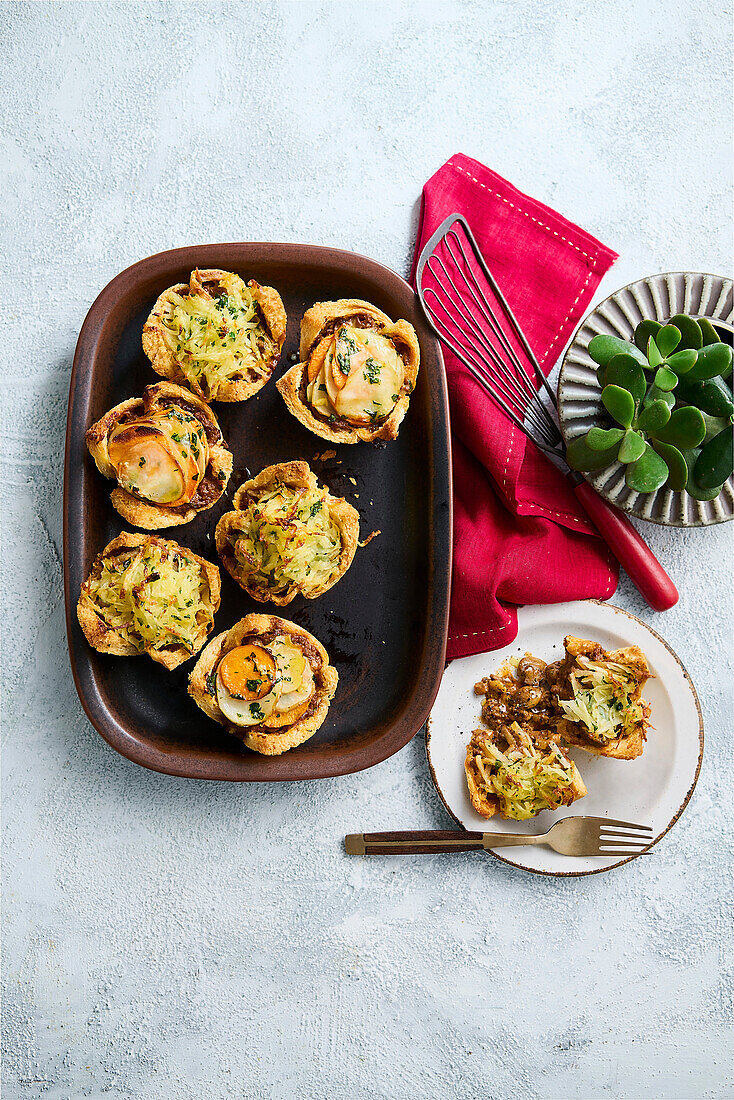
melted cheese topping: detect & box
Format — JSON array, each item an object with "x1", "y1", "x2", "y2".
[
  {"x1": 229, "y1": 482, "x2": 342, "y2": 598},
  {"x1": 86, "y1": 540, "x2": 211, "y2": 653},
  {"x1": 559, "y1": 658, "x2": 647, "y2": 744},
  {"x1": 108, "y1": 407, "x2": 208, "y2": 506},
  {"x1": 160, "y1": 272, "x2": 277, "y2": 400},
  {"x1": 305, "y1": 324, "x2": 404, "y2": 426}
]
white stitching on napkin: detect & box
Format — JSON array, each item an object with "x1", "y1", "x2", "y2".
[{"x1": 448, "y1": 160, "x2": 596, "y2": 260}]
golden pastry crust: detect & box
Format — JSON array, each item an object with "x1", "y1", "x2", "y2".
[
  {"x1": 552, "y1": 638, "x2": 651, "y2": 761},
  {"x1": 76, "y1": 532, "x2": 221, "y2": 670},
  {"x1": 85, "y1": 382, "x2": 233, "y2": 529},
  {"x1": 188, "y1": 614, "x2": 339, "y2": 755},
  {"x1": 277, "y1": 298, "x2": 420, "y2": 443},
  {"x1": 215, "y1": 461, "x2": 359, "y2": 605},
  {"x1": 142, "y1": 268, "x2": 287, "y2": 402}
]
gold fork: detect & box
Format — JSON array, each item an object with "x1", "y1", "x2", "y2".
[{"x1": 345, "y1": 817, "x2": 653, "y2": 857}]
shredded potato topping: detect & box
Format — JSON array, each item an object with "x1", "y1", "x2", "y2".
[
  {"x1": 470, "y1": 724, "x2": 576, "y2": 821},
  {"x1": 161, "y1": 273, "x2": 276, "y2": 400},
  {"x1": 88, "y1": 540, "x2": 211, "y2": 652},
  {"x1": 229, "y1": 481, "x2": 342, "y2": 597},
  {"x1": 558, "y1": 657, "x2": 648, "y2": 744}
]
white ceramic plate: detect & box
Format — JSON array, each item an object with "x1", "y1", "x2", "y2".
[{"x1": 426, "y1": 601, "x2": 703, "y2": 876}]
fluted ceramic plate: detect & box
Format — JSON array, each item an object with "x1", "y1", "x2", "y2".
[
  {"x1": 426, "y1": 601, "x2": 703, "y2": 877},
  {"x1": 558, "y1": 271, "x2": 733, "y2": 526}
]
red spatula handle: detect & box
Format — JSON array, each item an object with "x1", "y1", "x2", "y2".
[{"x1": 573, "y1": 480, "x2": 678, "y2": 611}]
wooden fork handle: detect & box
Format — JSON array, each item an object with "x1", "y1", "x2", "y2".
[{"x1": 345, "y1": 830, "x2": 541, "y2": 854}]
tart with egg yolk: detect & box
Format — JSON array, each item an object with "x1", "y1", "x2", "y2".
[
  {"x1": 85, "y1": 382, "x2": 233, "y2": 529},
  {"x1": 188, "y1": 614, "x2": 338, "y2": 755},
  {"x1": 77, "y1": 531, "x2": 221, "y2": 670},
  {"x1": 277, "y1": 299, "x2": 420, "y2": 443},
  {"x1": 142, "y1": 268, "x2": 287, "y2": 403},
  {"x1": 215, "y1": 461, "x2": 360, "y2": 605}
]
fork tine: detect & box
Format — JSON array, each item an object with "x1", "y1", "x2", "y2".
[
  {"x1": 595, "y1": 817, "x2": 653, "y2": 832},
  {"x1": 597, "y1": 839, "x2": 651, "y2": 850}
]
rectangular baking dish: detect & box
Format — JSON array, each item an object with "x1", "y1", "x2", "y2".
[{"x1": 63, "y1": 242, "x2": 452, "y2": 780}]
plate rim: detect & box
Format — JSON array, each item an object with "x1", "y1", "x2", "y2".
[
  {"x1": 63, "y1": 241, "x2": 453, "y2": 780},
  {"x1": 557, "y1": 269, "x2": 733, "y2": 527},
  {"x1": 425, "y1": 600, "x2": 704, "y2": 877}
]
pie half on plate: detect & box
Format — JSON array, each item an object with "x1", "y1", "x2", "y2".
[
  {"x1": 142, "y1": 268, "x2": 287, "y2": 402},
  {"x1": 547, "y1": 636, "x2": 652, "y2": 760},
  {"x1": 85, "y1": 382, "x2": 232, "y2": 529},
  {"x1": 215, "y1": 461, "x2": 360, "y2": 605},
  {"x1": 277, "y1": 298, "x2": 420, "y2": 443},
  {"x1": 188, "y1": 614, "x2": 339, "y2": 755},
  {"x1": 465, "y1": 723, "x2": 587, "y2": 821},
  {"x1": 77, "y1": 532, "x2": 221, "y2": 670}
]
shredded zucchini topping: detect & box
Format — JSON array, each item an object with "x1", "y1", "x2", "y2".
[
  {"x1": 160, "y1": 273, "x2": 276, "y2": 400},
  {"x1": 229, "y1": 481, "x2": 342, "y2": 597},
  {"x1": 558, "y1": 657, "x2": 647, "y2": 744},
  {"x1": 470, "y1": 724, "x2": 576, "y2": 821},
  {"x1": 87, "y1": 540, "x2": 212, "y2": 652}
]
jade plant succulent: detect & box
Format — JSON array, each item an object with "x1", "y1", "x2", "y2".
[{"x1": 567, "y1": 313, "x2": 734, "y2": 499}]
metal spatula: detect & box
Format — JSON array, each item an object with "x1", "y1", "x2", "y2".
[{"x1": 415, "y1": 213, "x2": 678, "y2": 612}]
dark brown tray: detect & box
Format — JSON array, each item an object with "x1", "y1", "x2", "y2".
[{"x1": 63, "y1": 243, "x2": 452, "y2": 780}]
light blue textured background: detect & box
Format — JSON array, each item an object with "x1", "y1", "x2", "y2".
[{"x1": 2, "y1": 2, "x2": 732, "y2": 1097}]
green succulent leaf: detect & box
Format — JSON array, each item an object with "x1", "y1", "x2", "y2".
[
  {"x1": 694, "y1": 426, "x2": 733, "y2": 489},
  {"x1": 668, "y1": 315, "x2": 703, "y2": 351},
  {"x1": 651, "y1": 440, "x2": 688, "y2": 491},
  {"x1": 604, "y1": 355, "x2": 647, "y2": 406},
  {"x1": 635, "y1": 399, "x2": 672, "y2": 432},
  {"x1": 647, "y1": 337, "x2": 663, "y2": 368},
  {"x1": 618, "y1": 429, "x2": 646, "y2": 464},
  {"x1": 625, "y1": 444, "x2": 669, "y2": 493},
  {"x1": 654, "y1": 406, "x2": 707, "y2": 449},
  {"x1": 596, "y1": 364, "x2": 607, "y2": 388},
  {"x1": 588, "y1": 334, "x2": 647, "y2": 367},
  {"x1": 634, "y1": 320, "x2": 662, "y2": 354},
  {"x1": 644, "y1": 385, "x2": 676, "y2": 410},
  {"x1": 566, "y1": 435, "x2": 620, "y2": 473},
  {"x1": 655, "y1": 325, "x2": 681, "y2": 357},
  {"x1": 701, "y1": 411, "x2": 733, "y2": 444},
  {"x1": 697, "y1": 318, "x2": 722, "y2": 346},
  {"x1": 682, "y1": 448, "x2": 725, "y2": 500},
  {"x1": 677, "y1": 376, "x2": 734, "y2": 418},
  {"x1": 665, "y1": 348, "x2": 697, "y2": 375},
  {"x1": 654, "y1": 367, "x2": 677, "y2": 391},
  {"x1": 601, "y1": 384, "x2": 635, "y2": 428},
  {"x1": 586, "y1": 426, "x2": 625, "y2": 452},
  {"x1": 686, "y1": 342, "x2": 733, "y2": 381}
]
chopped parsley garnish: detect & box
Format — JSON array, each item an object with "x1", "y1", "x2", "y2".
[
  {"x1": 249, "y1": 701, "x2": 265, "y2": 720},
  {"x1": 364, "y1": 357, "x2": 381, "y2": 384},
  {"x1": 309, "y1": 501, "x2": 322, "y2": 517}
]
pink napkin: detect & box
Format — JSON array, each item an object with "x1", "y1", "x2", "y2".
[{"x1": 411, "y1": 154, "x2": 620, "y2": 659}]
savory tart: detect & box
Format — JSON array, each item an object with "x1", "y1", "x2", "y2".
[
  {"x1": 142, "y1": 268, "x2": 287, "y2": 402},
  {"x1": 215, "y1": 461, "x2": 360, "y2": 605},
  {"x1": 188, "y1": 614, "x2": 338, "y2": 755},
  {"x1": 546, "y1": 636, "x2": 652, "y2": 760},
  {"x1": 85, "y1": 382, "x2": 232, "y2": 529},
  {"x1": 277, "y1": 298, "x2": 420, "y2": 443},
  {"x1": 77, "y1": 532, "x2": 220, "y2": 670},
  {"x1": 465, "y1": 723, "x2": 587, "y2": 821}
]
